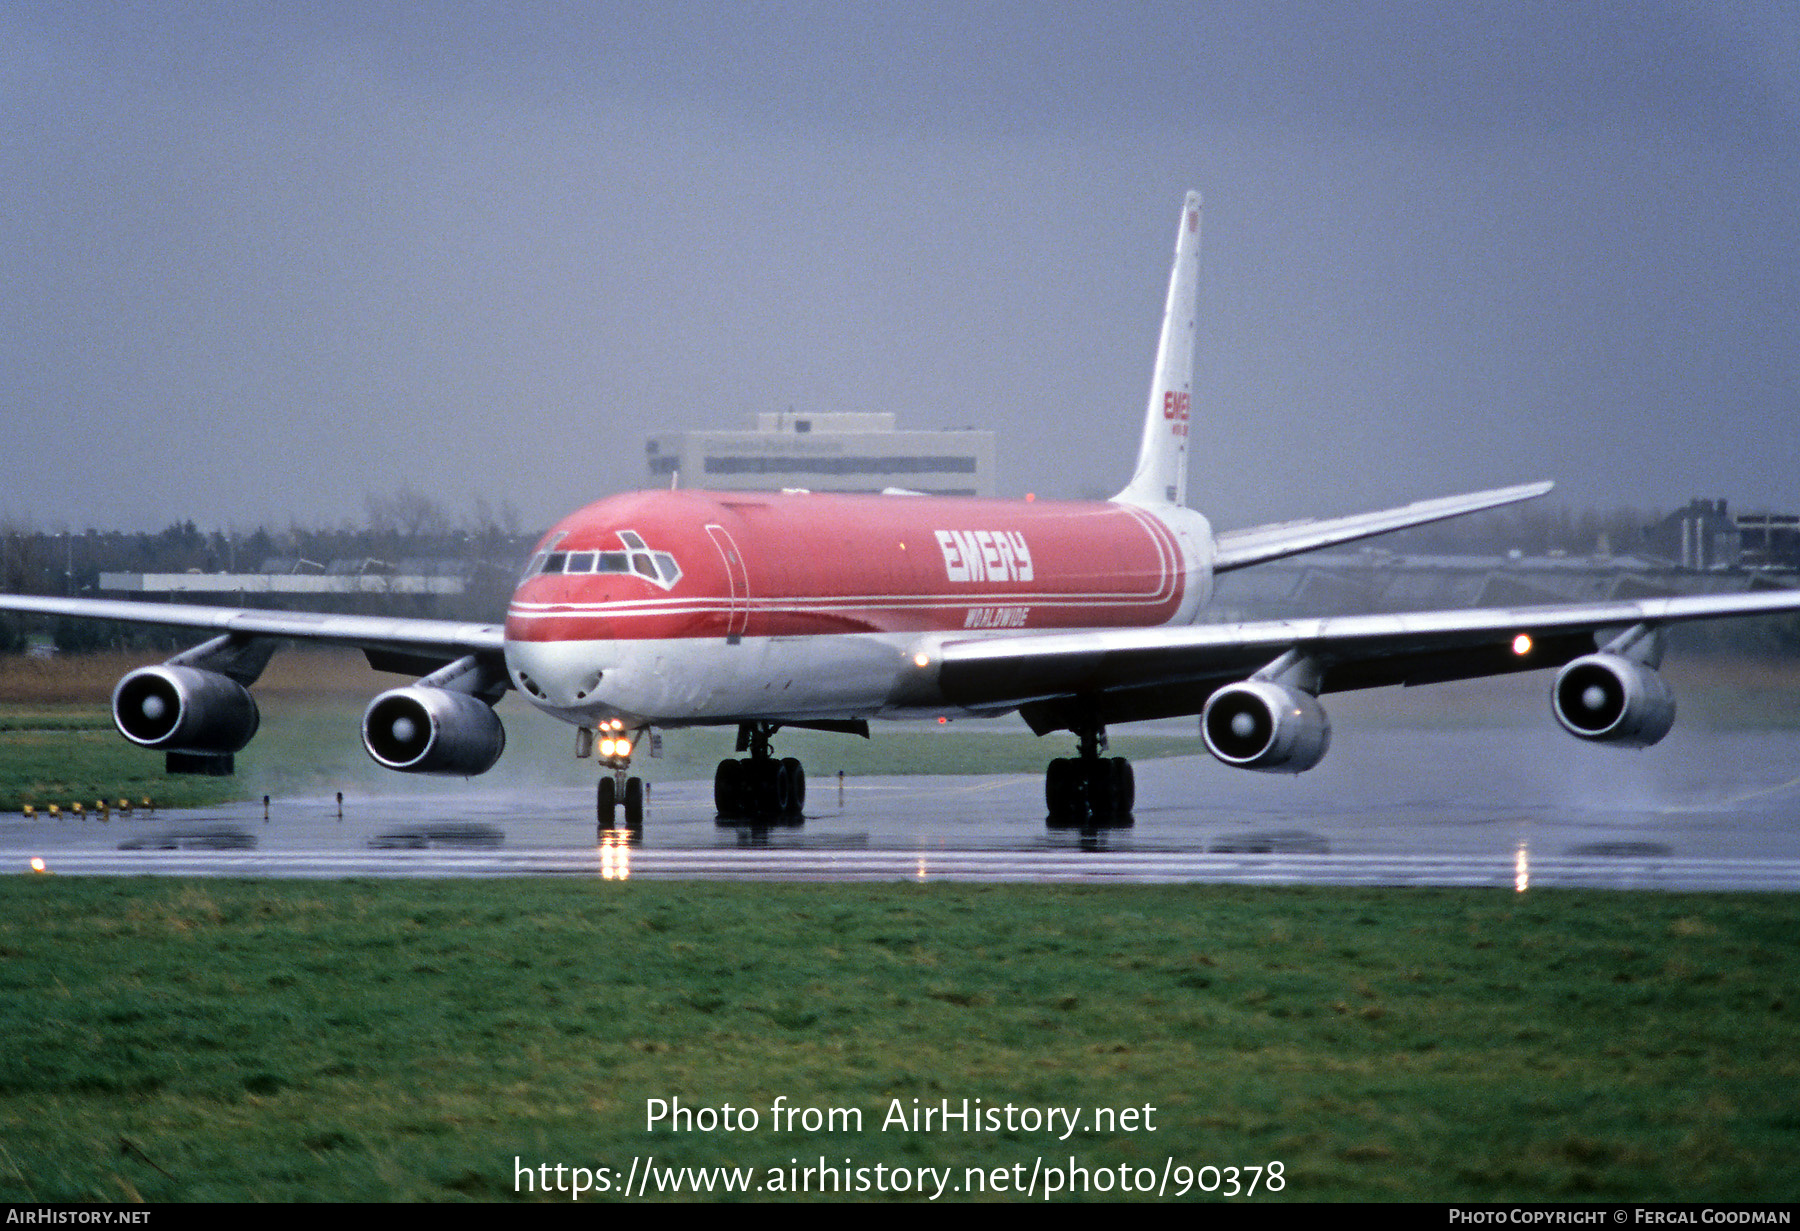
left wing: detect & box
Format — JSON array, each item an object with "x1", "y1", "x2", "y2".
[
  {"x1": 0, "y1": 594, "x2": 503, "y2": 677},
  {"x1": 0, "y1": 594, "x2": 511, "y2": 774},
  {"x1": 925, "y1": 589, "x2": 1800, "y2": 734}
]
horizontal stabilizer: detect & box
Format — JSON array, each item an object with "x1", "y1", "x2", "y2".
[{"x1": 1211, "y1": 480, "x2": 1554, "y2": 574}]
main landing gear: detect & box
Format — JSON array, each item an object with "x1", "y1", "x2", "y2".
[
  {"x1": 1045, "y1": 721, "x2": 1134, "y2": 829},
  {"x1": 714, "y1": 721, "x2": 805, "y2": 823}
]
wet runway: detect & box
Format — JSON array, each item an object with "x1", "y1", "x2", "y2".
[{"x1": 7, "y1": 721, "x2": 1800, "y2": 889}]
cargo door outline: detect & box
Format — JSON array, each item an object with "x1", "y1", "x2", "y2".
[{"x1": 706, "y1": 524, "x2": 750, "y2": 638}]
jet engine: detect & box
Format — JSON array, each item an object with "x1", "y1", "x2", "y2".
[
  {"x1": 1201, "y1": 680, "x2": 1331, "y2": 774},
  {"x1": 112, "y1": 665, "x2": 260, "y2": 754},
  {"x1": 1551, "y1": 653, "x2": 1675, "y2": 748},
  {"x1": 362, "y1": 686, "x2": 506, "y2": 775}
]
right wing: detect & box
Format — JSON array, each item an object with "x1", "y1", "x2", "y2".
[
  {"x1": 925, "y1": 588, "x2": 1800, "y2": 733},
  {"x1": 1211, "y1": 481, "x2": 1555, "y2": 573}
]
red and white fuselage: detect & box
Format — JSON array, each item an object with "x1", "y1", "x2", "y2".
[{"x1": 504, "y1": 489, "x2": 1214, "y2": 727}]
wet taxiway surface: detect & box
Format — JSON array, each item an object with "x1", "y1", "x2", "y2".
[{"x1": 7, "y1": 724, "x2": 1800, "y2": 888}]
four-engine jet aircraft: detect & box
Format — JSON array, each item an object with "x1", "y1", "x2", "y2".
[{"x1": 6, "y1": 191, "x2": 1800, "y2": 829}]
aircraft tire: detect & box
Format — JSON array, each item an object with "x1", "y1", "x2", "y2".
[
  {"x1": 1083, "y1": 760, "x2": 1116, "y2": 822},
  {"x1": 623, "y1": 776, "x2": 644, "y2": 828},
  {"x1": 768, "y1": 760, "x2": 794, "y2": 818},
  {"x1": 713, "y1": 759, "x2": 744, "y2": 819},
  {"x1": 597, "y1": 776, "x2": 617, "y2": 824},
  {"x1": 1045, "y1": 758, "x2": 1081, "y2": 827},
  {"x1": 781, "y1": 757, "x2": 806, "y2": 816},
  {"x1": 1112, "y1": 757, "x2": 1135, "y2": 815}
]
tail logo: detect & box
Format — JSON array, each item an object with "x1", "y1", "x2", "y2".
[{"x1": 1162, "y1": 390, "x2": 1191, "y2": 437}]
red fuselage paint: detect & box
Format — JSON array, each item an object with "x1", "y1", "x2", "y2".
[{"x1": 506, "y1": 490, "x2": 1190, "y2": 645}]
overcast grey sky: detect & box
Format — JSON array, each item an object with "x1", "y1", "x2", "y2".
[{"x1": 3, "y1": 2, "x2": 1795, "y2": 534}]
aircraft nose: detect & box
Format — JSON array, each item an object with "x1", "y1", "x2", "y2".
[{"x1": 505, "y1": 639, "x2": 609, "y2": 708}]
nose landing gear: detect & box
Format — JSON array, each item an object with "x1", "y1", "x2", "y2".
[
  {"x1": 592, "y1": 724, "x2": 646, "y2": 833},
  {"x1": 597, "y1": 771, "x2": 645, "y2": 831}
]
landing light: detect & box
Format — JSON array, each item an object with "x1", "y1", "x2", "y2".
[
  {"x1": 913, "y1": 652, "x2": 930, "y2": 669},
  {"x1": 1511, "y1": 633, "x2": 1532, "y2": 656}
]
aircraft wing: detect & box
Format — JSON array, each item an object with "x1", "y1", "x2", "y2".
[
  {"x1": 0, "y1": 594, "x2": 503, "y2": 672},
  {"x1": 930, "y1": 588, "x2": 1800, "y2": 732},
  {"x1": 1211, "y1": 481, "x2": 1555, "y2": 573}
]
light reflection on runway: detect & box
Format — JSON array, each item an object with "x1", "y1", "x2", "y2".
[{"x1": 7, "y1": 722, "x2": 1800, "y2": 890}]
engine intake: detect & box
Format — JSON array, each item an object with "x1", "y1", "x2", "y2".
[
  {"x1": 362, "y1": 686, "x2": 506, "y2": 776},
  {"x1": 112, "y1": 666, "x2": 260, "y2": 754},
  {"x1": 1202, "y1": 680, "x2": 1331, "y2": 774},
  {"x1": 1551, "y1": 654, "x2": 1675, "y2": 747}
]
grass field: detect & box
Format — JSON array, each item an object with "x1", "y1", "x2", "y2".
[{"x1": 0, "y1": 878, "x2": 1795, "y2": 1202}]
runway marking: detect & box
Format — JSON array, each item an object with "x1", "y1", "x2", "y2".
[{"x1": 20, "y1": 849, "x2": 1800, "y2": 891}]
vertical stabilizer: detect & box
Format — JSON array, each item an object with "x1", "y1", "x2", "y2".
[{"x1": 1114, "y1": 191, "x2": 1202, "y2": 508}]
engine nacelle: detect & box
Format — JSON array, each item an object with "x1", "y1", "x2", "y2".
[
  {"x1": 362, "y1": 686, "x2": 506, "y2": 776},
  {"x1": 1551, "y1": 653, "x2": 1676, "y2": 748},
  {"x1": 112, "y1": 666, "x2": 260, "y2": 754},
  {"x1": 1201, "y1": 680, "x2": 1331, "y2": 774}
]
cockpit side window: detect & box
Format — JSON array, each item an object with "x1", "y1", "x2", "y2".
[{"x1": 522, "y1": 532, "x2": 570, "y2": 581}]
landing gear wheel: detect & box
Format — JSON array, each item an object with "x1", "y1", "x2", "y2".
[
  {"x1": 597, "y1": 776, "x2": 616, "y2": 828},
  {"x1": 1046, "y1": 757, "x2": 1080, "y2": 826},
  {"x1": 623, "y1": 776, "x2": 644, "y2": 829},
  {"x1": 715, "y1": 726, "x2": 811, "y2": 825},
  {"x1": 780, "y1": 757, "x2": 806, "y2": 817},
  {"x1": 714, "y1": 759, "x2": 744, "y2": 820},
  {"x1": 1111, "y1": 757, "x2": 1135, "y2": 814},
  {"x1": 1044, "y1": 752, "x2": 1135, "y2": 829}
]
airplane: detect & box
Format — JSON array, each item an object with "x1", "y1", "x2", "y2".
[{"x1": 6, "y1": 190, "x2": 1800, "y2": 832}]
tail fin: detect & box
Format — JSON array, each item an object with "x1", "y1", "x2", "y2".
[{"x1": 1114, "y1": 191, "x2": 1202, "y2": 509}]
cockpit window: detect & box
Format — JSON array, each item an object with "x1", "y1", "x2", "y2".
[{"x1": 528, "y1": 530, "x2": 682, "y2": 589}]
